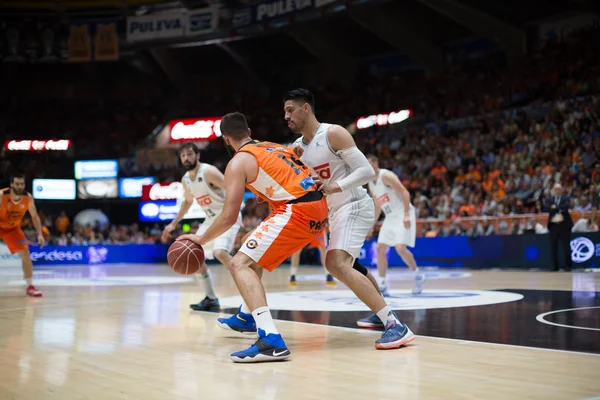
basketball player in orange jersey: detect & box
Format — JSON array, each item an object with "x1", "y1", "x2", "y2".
[
  {"x1": 286, "y1": 88, "x2": 415, "y2": 339},
  {"x1": 178, "y1": 111, "x2": 330, "y2": 363},
  {"x1": 0, "y1": 174, "x2": 44, "y2": 297}
]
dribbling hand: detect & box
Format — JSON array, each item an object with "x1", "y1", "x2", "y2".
[{"x1": 176, "y1": 234, "x2": 203, "y2": 245}]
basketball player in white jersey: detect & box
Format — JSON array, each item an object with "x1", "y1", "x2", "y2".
[
  {"x1": 285, "y1": 89, "x2": 415, "y2": 344},
  {"x1": 162, "y1": 142, "x2": 242, "y2": 312},
  {"x1": 366, "y1": 154, "x2": 425, "y2": 295}
]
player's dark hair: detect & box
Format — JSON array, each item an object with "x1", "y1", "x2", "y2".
[
  {"x1": 178, "y1": 142, "x2": 200, "y2": 155},
  {"x1": 284, "y1": 88, "x2": 315, "y2": 113},
  {"x1": 220, "y1": 112, "x2": 250, "y2": 140},
  {"x1": 10, "y1": 173, "x2": 25, "y2": 183}
]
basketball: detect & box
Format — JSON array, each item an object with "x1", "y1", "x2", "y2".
[{"x1": 167, "y1": 239, "x2": 205, "y2": 275}]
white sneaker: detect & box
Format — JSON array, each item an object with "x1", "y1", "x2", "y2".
[{"x1": 412, "y1": 273, "x2": 425, "y2": 295}]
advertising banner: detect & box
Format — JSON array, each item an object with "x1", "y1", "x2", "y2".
[
  {"x1": 169, "y1": 118, "x2": 222, "y2": 142},
  {"x1": 118, "y1": 177, "x2": 156, "y2": 199},
  {"x1": 32, "y1": 179, "x2": 76, "y2": 200},
  {"x1": 26, "y1": 244, "x2": 168, "y2": 265},
  {"x1": 4, "y1": 140, "x2": 71, "y2": 151},
  {"x1": 77, "y1": 179, "x2": 118, "y2": 199},
  {"x1": 126, "y1": 11, "x2": 185, "y2": 42},
  {"x1": 74, "y1": 160, "x2": 119, "y2": 180},
  {"x1": 139, "y1": 199, "x2": 206, "y2": 222},
  {"x1": 186, "y1": 6, "x2": 220, "y2": 36},
  {"x1": 355, "y1": 109, "x2": 412, "y2": 130},
  {"x1": 358, "y1": 232, "x2": 600, "y2": 270},
  {"x1": 141, "y1": 182, "x2": 184, "y2": 201}
]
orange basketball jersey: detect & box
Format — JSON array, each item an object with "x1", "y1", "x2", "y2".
[
  {"x1": 0, "y1": 188, "x2": 30, "y2": 229},
  {"x1": 237, "y1": 141, "x2": 317, "y2": 208}
]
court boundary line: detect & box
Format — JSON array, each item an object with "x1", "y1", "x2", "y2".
[{"x1": 536, "y1": 306, "x2": 600, "y2": 331}]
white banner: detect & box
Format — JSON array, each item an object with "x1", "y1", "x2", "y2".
[
  {"x1": 127, "y1": 11, "x2": 185, "y2": 42},
  {"x1": 186, "y1": 7, "x2": 219, "y2": 36},
  {"x1": 32, "y1": 179, "x2": 76, "y2": 200}
]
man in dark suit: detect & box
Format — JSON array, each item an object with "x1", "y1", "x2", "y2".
[{"x1": 545, "y1": 184, "x2": 573, "y2": 271}]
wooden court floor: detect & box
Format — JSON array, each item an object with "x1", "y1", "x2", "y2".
[{"x1": 0, "y1": 265, "x2": 599, "y2": 400}]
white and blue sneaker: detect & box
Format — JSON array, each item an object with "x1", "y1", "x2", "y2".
[
  {"x1": 217, "y1": 306, "x2": 257, "y2": 335},
  {"x1": 357, "y1": 314, "x2": 385, "y2": 329},
  {"x1": 375, "y1": 320, "x2": 415, "y2": 350},
  {"x1": 230, "y1": 328, "x2": 291, "y2": 363},
  {"x1": 412, "y1": 273, "x2": 425, "y2": 295}
]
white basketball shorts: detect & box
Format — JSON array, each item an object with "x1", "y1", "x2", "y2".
[
  {"x1": 328, "y1": 196, "x2": 375, "y2": 259},
  {"x1": 378, "y1": 208, "x2": 416, "y2": 248}
]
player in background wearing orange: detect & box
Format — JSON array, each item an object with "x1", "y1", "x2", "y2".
[
  {"x1": 0, "y1": 174, "x2": 44, "y2": 297},
  {"x1": 178, "y1": 112, "x2": 329, "y2": 362},
  {"x1": 289, "y1": 232, "x2": 335, "y2": 286}
]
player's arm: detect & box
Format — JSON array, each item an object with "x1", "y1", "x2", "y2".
[
  {"x1": 321, "y1": 125, "x2": 375, "y2": 195},
  {"x1": 162, "y1": 182, "x2": 194, "y2": 241},
  {"x1": 204, "y1": 165, "x2": 226, "y2": 190},
  {"x1": 367, "y1": 187, "x2": 382, "y2": 238},
  {"x1": 181, "y1": 156, "x2": 247, "y2": 246},
  {"x1": 27, "y1": 196, "x2": 45, "y2": 247}
]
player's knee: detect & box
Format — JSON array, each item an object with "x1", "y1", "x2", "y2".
[
  {"x1": 396, "y1": 245, "x2": 408, "y2": 255},
  {"x1": 352, "y1": 259, "x2": 368, "y2": 276},
  {"x1": 377, "y1": 243, "x2": 388, "y2": 253},
  {"x1": 325, "y1": 250, "x2": 351, "y2": 275},
  {"x1": 213, "y1": 249, "x2": 229, "y2": 266},
  {"x1": 228, "y1": 253, "x2": 255, "y2": 274}
]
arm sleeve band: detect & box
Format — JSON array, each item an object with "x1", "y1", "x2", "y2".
[{"x1": 335, "y1": 146, "x2": 375, "y2": 192}]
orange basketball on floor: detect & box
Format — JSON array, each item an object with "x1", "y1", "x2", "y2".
[{"x1": 167, "y1": 239, "x2": 205, "y2": 275}]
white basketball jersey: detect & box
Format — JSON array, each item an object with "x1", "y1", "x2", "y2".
[
  {"x1": 368, "y1": 169, "x2": 413, "y2": 216},
  {"x1": 294, "y1": 123, "x2": 369, "y2": 210},
  {"x1": 182, "y1": 163, "x2": 226, "y2": 220}
]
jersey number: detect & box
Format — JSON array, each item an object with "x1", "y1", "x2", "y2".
[
  {"x1": 278, "y1": 153, "x2": 305, "y2": 175},
  {"x1": 314, "y1": 163, "x2": 331, "y2": 180}
]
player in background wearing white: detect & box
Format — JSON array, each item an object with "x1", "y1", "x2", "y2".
[
  {"x1": 289, "y1": 232, "x2": 335, "y2": 286},
  {"x1": 366, "y1": 154, "x2": 425, "y2": 295},
  {"x1": 285, "y1": 89, "x2": 415, "y2": 346},
  {"x1": 162, "y1": 142, "x2": 242, "y2": 311}
]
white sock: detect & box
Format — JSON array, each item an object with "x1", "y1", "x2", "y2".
[
  {"x1": 252, "y1": 306, "x2": 279, "y2": 335},
  {"x1": 290, "y1": 266, "x2": 298, "y2": 276},
  {"x1": 376, "y1": 306, "x2": 400, "y2": 325},
  {"x1": 240, "y1": 301, "x2": 251, "y2": 314},
  {"x1": 412, "y1": 267, "x2": 420, "y2": 274},
  {"x1": 378, "y1": 277, "x2": 386, "y2": 286},
  {"x1": 198, "y1": 269, "x2": 217, "y2": 299},
  {"x1": 26, "y1": 278, "x2": 32, "y2": 286}
]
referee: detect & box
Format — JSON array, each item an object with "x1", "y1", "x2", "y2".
[{"x1": 545, "y1": 184, "x2": 573, "y2": 271}]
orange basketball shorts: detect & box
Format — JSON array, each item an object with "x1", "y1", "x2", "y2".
[
  {"x1": 239, "y1": 197, "x2": 328, "y2": 272},
  {"x1": 309, "y1": 233, "x2": 328, "y2": 249},
  {"x1": 0, "y1": 227, "x2": 28, "y2": 254}
]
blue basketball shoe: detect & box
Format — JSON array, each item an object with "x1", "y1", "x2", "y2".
[
  {"x1": 230, "y1": 328, "x2": 291, "y2": 363},
  {"x1": 217, "y1": 306, "x2": 257, "y2": 335},
  {"x1": 356, "y1": 313, "x2": 385, "y2": 329},
  {"x1": 375, "y1": 320, "x2": 415, "y2": 350},
  {"x1": 190, "y1": 296, "x2": 220, "y2": 311}
]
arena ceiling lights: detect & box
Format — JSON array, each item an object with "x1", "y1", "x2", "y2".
[{"x1": 355, "y1": 109, "x2": 412, "y2": 130}]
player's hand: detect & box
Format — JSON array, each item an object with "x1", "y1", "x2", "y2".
[
  {"x1": 37, "y1": 234, "x2": 46, "y2": 248},
  {"x1": 176, "y1": 234, "x2": 203, "y2": 245},
  {"x1": 319, "y1": 182, "x2": 342, "y2": 196},
  {"x1": 292, "y1": 145, "x2": 304, "y2": 157},
  {"x1": 161, "y1": 222, "x2": 176, "y2": 242},
  {"x1": 403, "y1": 214, "x2": 411, "y2": 229}
]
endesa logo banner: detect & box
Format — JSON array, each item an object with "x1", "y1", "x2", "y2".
[
  {"x1": 4, "y1": 139, "x2": 71, "y2": 151},
  {"x1": 169, "y1": 118, "x2": 222, "y2": 142}
]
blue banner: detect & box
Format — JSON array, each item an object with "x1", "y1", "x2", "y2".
[
  {"x1": 27, "y1": 244, "x2": 168, "y2": 265},
  {"x1": 358, "y1": 233, "x2": 600, "y2": 269}
]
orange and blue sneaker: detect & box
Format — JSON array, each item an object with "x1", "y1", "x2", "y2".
[
  {"x1": 325, "y1": 274, "x2": 336, "y2": 285},
  {"x1": 357, "y1": 314, "x2": 384, "y2": 329},
  {"x1": 375, "y1": 320, "x2": 415, "y2": 350},
  {"x1": 217, "y1": 306, "x2": 257, "y2": 335},
  {"x1": 230, "y1": 328, "x2": 291, "y2": 363},
  {"x1": 289, "y1": 275, "x2": 297, "y2": 287}
]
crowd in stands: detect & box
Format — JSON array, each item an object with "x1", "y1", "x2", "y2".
[{"x1": 4, "y1": 25, "x2": 600, "y2": 243}]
